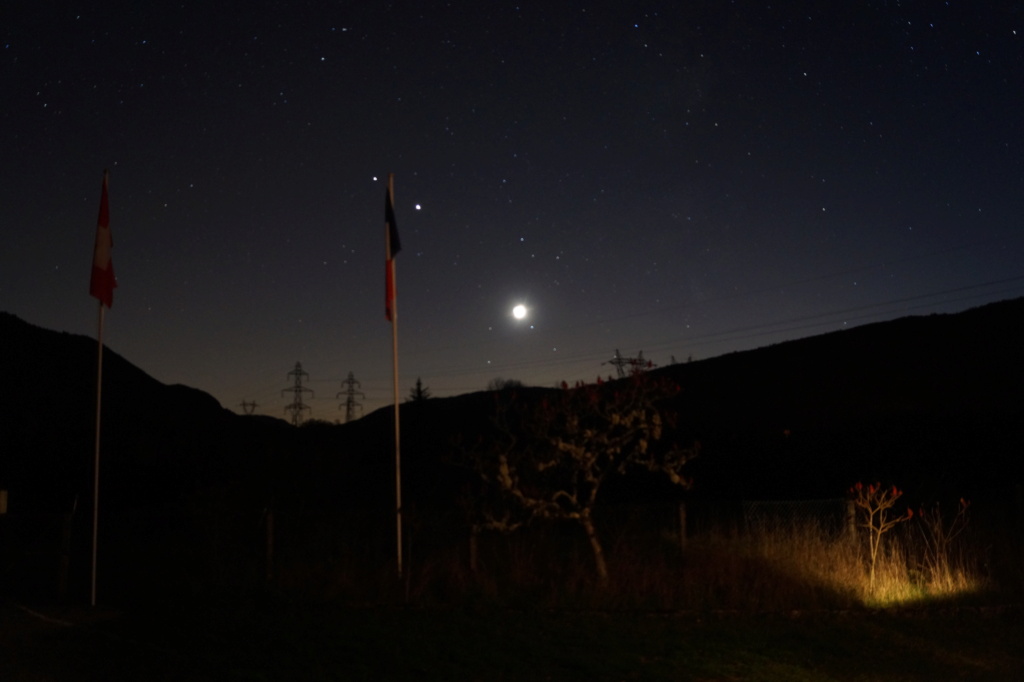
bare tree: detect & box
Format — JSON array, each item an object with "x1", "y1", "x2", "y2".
[{"x1": 465, "y1": 372, "x2": 697, "y2": 583}]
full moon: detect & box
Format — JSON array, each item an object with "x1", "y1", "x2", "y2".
[{"x1": 512, "y1": 304, "x2": 528, "y2": 320}]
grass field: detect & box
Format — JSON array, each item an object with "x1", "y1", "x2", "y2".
[
  {"x1": 4, "y1": 497, "x2": 1022, "y2": 680},
  {"x1": 3, "y1": 598, "x2": 1023, "y2": 681}
]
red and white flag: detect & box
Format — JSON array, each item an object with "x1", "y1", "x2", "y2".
[
  {"x1": 385, "y1": 182, "x2": 401, "y2": 321},
  {"x1": 89, "y1": 171, "x2": 116, "y2": 308}
]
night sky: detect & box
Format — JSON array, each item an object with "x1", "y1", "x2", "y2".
[{"x1": 4, "y1": 2, "x2": 1022, "y2": 420}]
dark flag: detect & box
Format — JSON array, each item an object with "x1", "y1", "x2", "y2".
[
  {"x1": 385, "y1": 183, "x2": 400, "y2": 321},
  {"x1": 89, "y1": 171, "x2": 116, "y2": 308}
]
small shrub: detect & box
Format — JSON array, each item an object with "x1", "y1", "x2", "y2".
[{"x1": 849, "y1": 482, "x2": 913, "y2": 588}]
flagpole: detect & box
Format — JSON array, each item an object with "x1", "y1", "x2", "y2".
[
  {"x1": 91, "y1": 301, "x2": 104, "y2": 607},
  {"x1": 387, "y1": 173, "x2": 403, "y2": 579},
  {"x1": 88, "y1": 168, "x2": 114, "y2": 608}
]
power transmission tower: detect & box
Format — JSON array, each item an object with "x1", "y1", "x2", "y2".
[
  {"x1": 604, "y1": 349, "x2": 656, "y2": 378},
  {"x1": 632, "y1": 350, "x2": 655, "y2": 373},
  {"x1": 282, "y1": 361, "x2": 313, "y2": 425},
  {"x1": 605, "y1": 349, "x2": 630, "y2": 378},
  {"x1": 239, "y1": 400, "x2": 258, "y2": 415},
  {"x1": 337, "y1": 371, "x2": 364, "y2": 423}
]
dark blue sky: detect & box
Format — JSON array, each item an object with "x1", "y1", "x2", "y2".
[{"x1": 4, "y1": 1, "x2": 1022, "y2": 420}]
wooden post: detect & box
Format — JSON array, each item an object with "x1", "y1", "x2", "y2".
[
  {"x1": 58, "y1": 496, "x2": 78, "y2": 599},
  {"x1": 265, "y1": 507, "x2": 274, "y2": 586},
  {"x1": 469, "y1": 526, "x2": 479, "y2": 573},
  {"x1": 846, "y1": 500, "x2": 857, "y2": 540},
  {"x1": 677, "y1": 501, "x2": 688, "y2": 553}
]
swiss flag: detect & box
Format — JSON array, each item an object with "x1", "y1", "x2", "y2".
[{"x1": 89, "y1": 171, "x2": 116, "y2": 308}]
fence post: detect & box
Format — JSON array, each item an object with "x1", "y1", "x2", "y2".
[
  {"x1": 265, "y1": 506, "x2": 274, "y2": 586},
  {"x1": 1016, "y1": 484, "x2": 1023, "y2": 531},
  {"x1": 677, "y1": 501, "x2": 688, "y2": 553},
  {"x1": 469, "y1": 525, "x2": 479, "y2": 573},
  {"x1": 846, "y1": 500, "x2": 856, "y2": 540},
  {"x1": 57, "y1": 495, "x2": 78, "y2": 599}
]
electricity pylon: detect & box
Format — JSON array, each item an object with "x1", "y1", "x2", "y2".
[
  {"x1": 337, "y1": 371, "x2": 365, "y2": 423},
  {"x1": 604, "y1": 349, "x2": 656, "y2": 378},
  {"x1": 239, "y1": 400, "x2": 258, "y2": 415},
  {"x1": 282, "y1": 361, "x2": 313, "y2": 425}
]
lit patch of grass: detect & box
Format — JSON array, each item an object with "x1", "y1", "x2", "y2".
[
  {"x1": 683, "y1": 519, "x2": 991, "y2": 610},
  {"x1": 856, "y1": 534, "x2": 990, "y2": 608}
]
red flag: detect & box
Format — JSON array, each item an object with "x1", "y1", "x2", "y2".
[
  {"x1": 385, "y1": 182, "x2": 400, "y2": 321},
  {"x1": 89, "y1": 171, "x2": 116, "y2": 308}
]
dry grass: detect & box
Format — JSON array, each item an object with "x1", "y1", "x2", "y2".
[
  {"x1": 671, "y1": 519, "x2": 990, "y2": 610},
  {"x1": 392, "y1": 514, "x2": 994, "y2": 612}
]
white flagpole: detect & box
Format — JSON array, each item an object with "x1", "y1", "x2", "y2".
[
  {"x1": 88, "y1": 168, "x2": 114, "y2": 608},
  {"x1": 387, "y1": 173, "x2": 403, "y2": 579},
  {"x1": 91, "y1": 301, "x2": 104, "y2": 607}
]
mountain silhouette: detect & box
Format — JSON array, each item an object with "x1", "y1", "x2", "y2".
[
  {"x1": 2, "y1": 298, "x2": 1022, "y2": 518},
  {"x1": 657, "y1": 298, "x2": 1024, "y2": 501}
]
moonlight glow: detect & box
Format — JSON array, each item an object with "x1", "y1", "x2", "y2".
[{"x1": 512, "y1": 304, "x2": 528, "y2": 320}]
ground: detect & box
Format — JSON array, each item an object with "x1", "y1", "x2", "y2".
[{"x1": 3, "y1": 599, "x2": 1023, "y2": 681}]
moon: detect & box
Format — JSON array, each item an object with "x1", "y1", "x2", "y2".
[{"x1": 512, "y1": 304, "x2": 528, "y2": 320}]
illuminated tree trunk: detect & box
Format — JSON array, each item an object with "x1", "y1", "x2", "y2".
[{"x1": 580, "y1": 511, "x2": 609, "y2": 584}]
